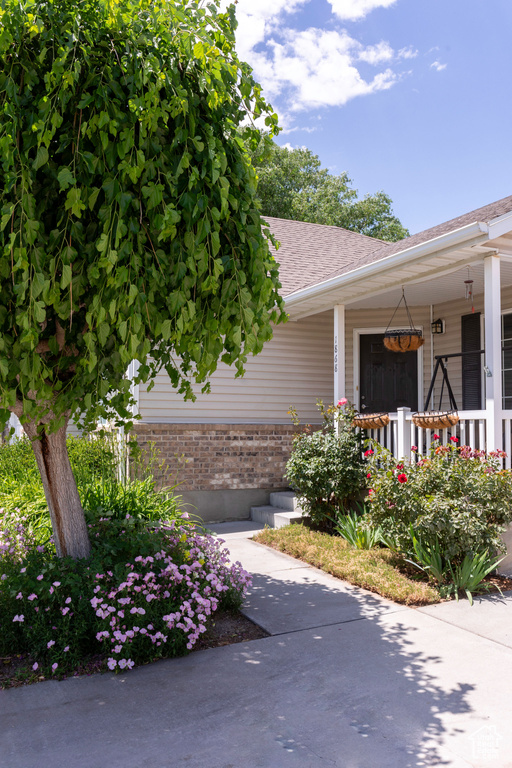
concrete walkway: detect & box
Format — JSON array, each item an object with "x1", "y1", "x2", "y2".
[{"x1": 2, "y1": 522, "x2": 512, "y2": 768}]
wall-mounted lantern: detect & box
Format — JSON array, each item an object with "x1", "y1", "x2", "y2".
[{"x1": 431, "y1": 318, "x2": 445, "y2": 335}]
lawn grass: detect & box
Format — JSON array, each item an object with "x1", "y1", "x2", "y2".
[{"x1": 254, "y1": 524, "x2": 440, "y2": 606}]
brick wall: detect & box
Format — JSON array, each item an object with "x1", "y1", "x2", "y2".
[{"x1": 131, "y1": 423, "x2": 299, "y2": 491}]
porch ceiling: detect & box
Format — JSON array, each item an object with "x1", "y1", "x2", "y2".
[
  {"x1": 347, "y1": 259, "x2": 512, "y2": 309},
  {"x1": 286, "y1": 244, "x2": 512, "y2": 318}
]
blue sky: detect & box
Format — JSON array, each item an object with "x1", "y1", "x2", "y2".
[{"x1": 226, "y1": 0, "x2": 512, "y2": 236}]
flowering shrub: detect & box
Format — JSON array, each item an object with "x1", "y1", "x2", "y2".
[
  {"x1": 0, "y1": 513, "x2": 251, "y2": 677},
  {"x1": 365, "y1": 440, "x2": 512, "y2": 561},
  {"x1": 286, "y1": 400, "x2": 367, "y2": 527}
]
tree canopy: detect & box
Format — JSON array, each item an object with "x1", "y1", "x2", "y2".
[
  {"x1": 248, "y1": 140, "x2": 409, "y2": 242},
  {"x1": 0, "y1": 0, "x2": 285, "y2": 557}
]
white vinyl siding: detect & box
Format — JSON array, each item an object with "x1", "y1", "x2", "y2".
[
  {"x1": 138, "y1": 284, "x2": 512, "y2": 426},
  {"x1": 138, "y1": 311, "x2": 334, "y2": 424}
]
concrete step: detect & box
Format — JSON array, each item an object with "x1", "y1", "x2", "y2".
[
  {"x1": 250, "y1": 505, "x2": 303, "y2": 529},
  {"x1": 269, "y1": 491, "x2": 301, "y2": 511}
]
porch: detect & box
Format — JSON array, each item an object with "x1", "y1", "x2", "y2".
[
  {"x1": 283, "y1": 212, "x2": 512, "y2": 460},
  {"x1": 362, "y1": 407, "x2": 512, "y2": 466}
]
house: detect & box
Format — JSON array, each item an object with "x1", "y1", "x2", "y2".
[
  {"x1": 10, "y1": 195, "x2": 510, "y2": 521},
  {"x1": 129, "y1": 193, "x2": 512, "y2": 524}
]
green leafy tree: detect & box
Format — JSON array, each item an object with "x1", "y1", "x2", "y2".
[
  {"x1": 0, "y1": 0, "x2": 284, "y2": 559},
  {"x1": 249, "y1": 139, "x2": 409, "y2": 242}
]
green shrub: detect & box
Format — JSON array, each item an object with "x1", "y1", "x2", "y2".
[
  {"x1": 81, "y1": 477, "x2": 186, "y2": 525},
  {"x1": 285, "y1": 401, "x2": 367, "y2": 527},
  {"x1": 0, "y1": 511, "x2": 251, "y2": 677},
  {"x1": 366, "y1": 440, "x2": 512, "y2": 561},
  {"x1": 0, "y1": 433, "x2": 118, "y2": 542},
  {"x1": 0, "y1": 433, "x2": 117, "y2": 490}
]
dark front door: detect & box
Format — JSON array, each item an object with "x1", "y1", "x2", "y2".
[{"x1": 360, "y1": 334, "x2": 418, "y2": 413}]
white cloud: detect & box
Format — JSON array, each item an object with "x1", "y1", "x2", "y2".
[
  {"x1": 219, "y1": 0, "x2": 415, "y2": 119},
  {"x1": 265, "y1": 28, "x2": 398, "y2": 110},
  {"x1": 223, "y1": 0, "x2": 309, "y2": 61},
  {"x1": 398, "y1": 46, "x2": 418, "y2": 60},
  {"x1": 358, "y1": 41, "x2": 394, "y2": 65},
  {"x1": 431, "y1": 60, "x2": 447, "y2": 71},
  {"x1": 328, "y1": 0, "x2": 398, "y2": 21}
]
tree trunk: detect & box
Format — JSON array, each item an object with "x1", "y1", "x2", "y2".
[{"x1": 22, "y1": 415, "x2": 91, "y2": 560}]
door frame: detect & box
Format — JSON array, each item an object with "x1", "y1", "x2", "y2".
[{"x1": 353, "y1": 326, "x2": 424, "y2": 412}]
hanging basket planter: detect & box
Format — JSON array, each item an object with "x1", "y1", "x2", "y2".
[
  {"x1": 353, "y1": 412, "x2": 390, "y2": 430},
  {"x1": 383, "y1": 330, "x2": 424, "y2": 353},
  {"x1": 384, "y1": 289, "x2": 424, "y2": 353},
  {"x1": 412, "y1": 410, "x2": 460, "y2": 430}
]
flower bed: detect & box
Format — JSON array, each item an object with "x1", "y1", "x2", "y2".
[{"x1": 0, "y1": 512, "x2": 251, "y2": 679}]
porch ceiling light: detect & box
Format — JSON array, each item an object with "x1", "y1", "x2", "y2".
[{"x1": 431, "y1": 318, "x2": 444, "y2": 334}]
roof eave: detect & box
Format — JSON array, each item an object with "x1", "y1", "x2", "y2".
[{"x1": 284, "y1": 220, "x2": 490, "y2": 309}]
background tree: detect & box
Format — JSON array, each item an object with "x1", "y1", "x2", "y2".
[
  {"x1": 248, "y1": 140, "x2": 409, "y2": 242},
  {"x1": 0, "y1": 0, "x2": 285, "y2": 559}
]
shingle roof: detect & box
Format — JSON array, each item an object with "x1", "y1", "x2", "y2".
[
  {"x1": 268, "y1": 194, "x2": 512, "y2": 298},
  {"x1": 265, "y1": 217, "x2": 392, "y2": 297},
  {"x1": 362, "y1": 193, "x2": 512, "y2": 264}
]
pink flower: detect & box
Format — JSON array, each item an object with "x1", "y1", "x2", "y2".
[
  {"x1": 107, "y1": 658, "x2": 117, "y2": 670},
  {"x1": 63, "y1": 646, "x2": 69, "y2": 653},
  {"x1": 65, "y1": 597, "x2": 72, "y2": 604},
  {"x1": 52, "y1": 581, "x2": 61, "y2": 587},
  {"x1": 52, "y1": 663, "x2": 58, "y2": 672},
  {"x1": 36, "y1": 575, "x2": 44, "y2": 581},
  {"x1": 411, "y1": 445, "x2": 418, "y2": 452},
  {"x1": 28, "y1": 593, "x2": 37, "y2": 601},
  {"x1": 32, "y1": 662, "x2": 38, "y2": 671},
  {"x1": 337, "y1": 398, "x2": 348, "y2": 407},
  {"x1": 397, "y1": 474, "x2": 408, "y2": 483},
  {"x1": 47, "y1": 640, "x2": 55, "y2": 649}
]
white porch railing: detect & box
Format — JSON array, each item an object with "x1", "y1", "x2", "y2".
[{"x1": 362, "y1": 408, "x2": 512, "y2": 468}]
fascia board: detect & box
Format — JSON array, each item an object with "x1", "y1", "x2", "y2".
[
  {"x1": 486, "y1": 210, "x2": 512, "y2": 240},
  {"x1": 284, "y1": 221, "x2": 489, "y2": 309}
]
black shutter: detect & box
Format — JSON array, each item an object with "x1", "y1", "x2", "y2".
[{"x1": 461, "y1": 313, "x2": 482, "y2": 409}]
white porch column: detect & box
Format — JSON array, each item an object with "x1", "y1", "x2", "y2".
[
  {"x1": 334, "y1": 305, "x2": 345, "y2": 436},
  {"x1": 484, "y1": 254, "x2": 503, "y2": 451},
  {"x1": 396, "y1": 407, "x2": 412, "y2": 459}
]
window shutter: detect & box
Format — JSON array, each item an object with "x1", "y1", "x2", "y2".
[{"x1": 461, "y1": 313, "x2": 482, "y2": 409}]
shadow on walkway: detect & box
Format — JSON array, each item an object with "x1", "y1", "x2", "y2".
[{"x1": 2, "y1": 567, "x2": 485, "y2": 768}]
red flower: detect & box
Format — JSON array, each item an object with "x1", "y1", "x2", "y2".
[
  {"x1": 396, "y1": 463, "x2": 404, "y2": 470},
  {"x1": 433, "y1": 434, "x2": 440, "y2": 440},
  {"x1": 397, "y1": 474, "x2": 408, "y2": 483},
  {"x1": 366, "y1": 473, "x2": 371, "y2": 479},
  {"x1": 450, "y1": 436, "x2": 459, "y2": 443},
  {"x1": 411, "y1": 445, "x2": 418, "y2": 452},
  {"x1": 364, "y1": 449, "x2": 374, "y2": 456}
]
